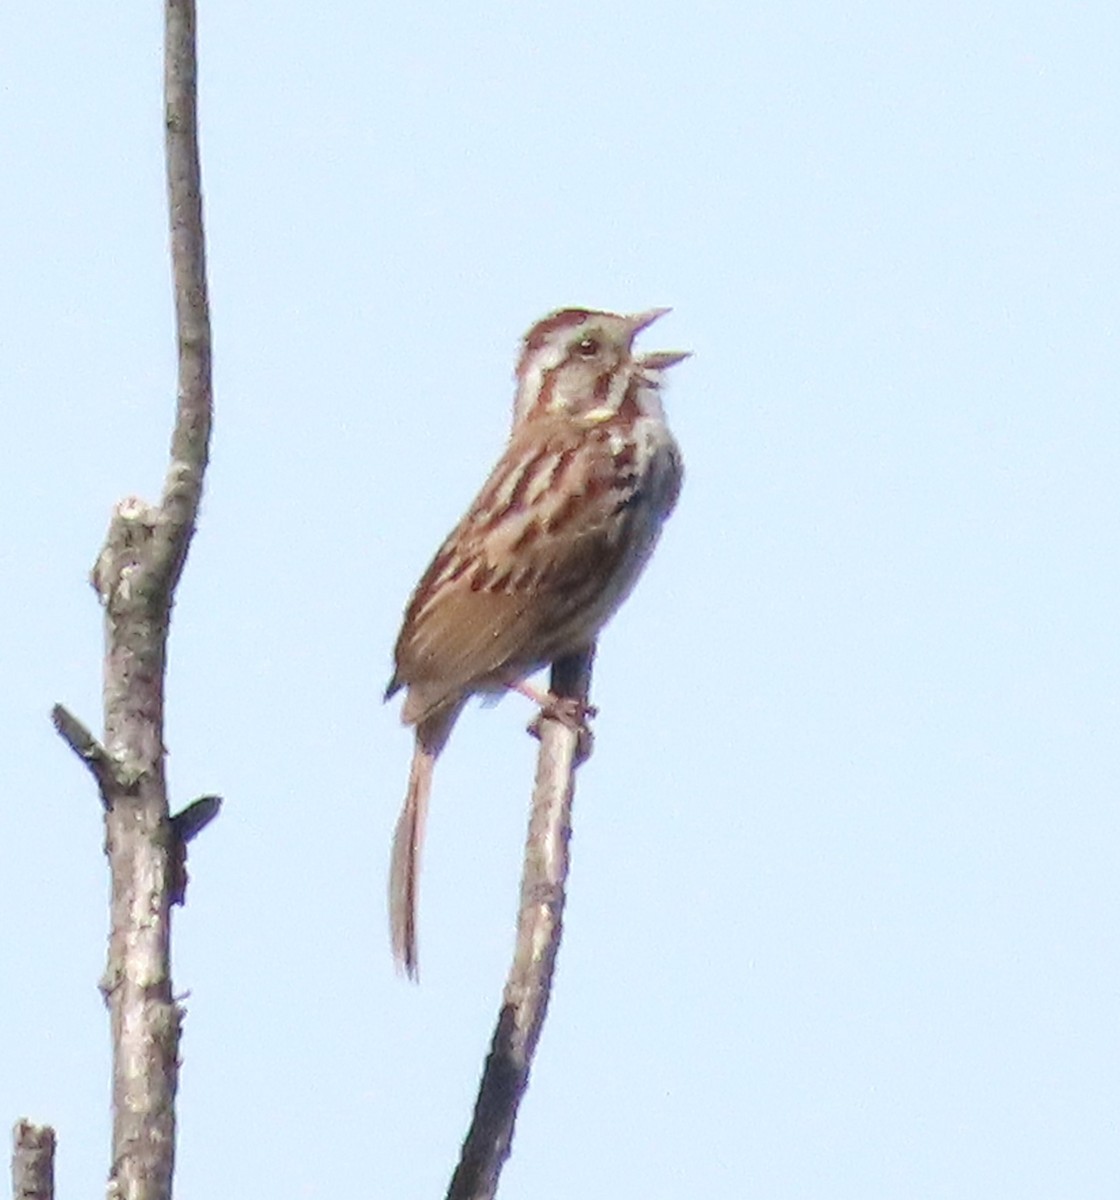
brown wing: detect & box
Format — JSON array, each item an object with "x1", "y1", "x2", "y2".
[{"x1": 390, "y1": 417, "x2": 673, "y2": 724}]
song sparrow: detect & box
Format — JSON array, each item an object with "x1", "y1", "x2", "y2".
[{"x1": 386, "y1": 306, "x2": 688, "y2": 978}]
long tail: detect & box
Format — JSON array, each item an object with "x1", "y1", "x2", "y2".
[{"x1": 389, "y1": 703, "x2": 461, "y2": 980}]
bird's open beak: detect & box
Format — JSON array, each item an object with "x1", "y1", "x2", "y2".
[
  {"x1": 628, "y1": 309, "x2": 690, "y2": 369},
  {"x1": 628, "y1": 307, "x2": 674, "y2": 335},
  {"x1": 638, "y1": 348, "x2": 692, "y2": 369}
]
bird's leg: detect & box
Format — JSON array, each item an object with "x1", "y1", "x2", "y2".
[{"x1": 507, "y1": 678, "x2": 597, "y2": 726}]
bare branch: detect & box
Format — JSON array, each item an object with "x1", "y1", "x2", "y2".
[
  {"x1": 153, "y1": 0, "x2": 212, "y2": 594},
  {"x1": 448, "y1": 648, "x2": 595, "y2": 1200},
  {"x1": 172, "y1": 795, "x2": 222, "y2": 845},
  {"x1": 11, "y1": 1121, "x2": 55, "y2": 1200},
  {"x1": 50, "y1": 704, "x2": 114, "y2": 802},
  {"x1": 169, "y1": 796, "x2": 222, "y2": 906},
  {"x1": 60, "y1": 3, "x2": 215, "y2": 1198}
]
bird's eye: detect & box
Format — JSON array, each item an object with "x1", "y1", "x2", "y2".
[{"x1": 575, "y1": 336, "x2": 600, "y2": 358}]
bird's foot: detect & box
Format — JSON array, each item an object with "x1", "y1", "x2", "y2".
[{"x1": 512, "y1": 681, "x2": 596, "y2": 764}]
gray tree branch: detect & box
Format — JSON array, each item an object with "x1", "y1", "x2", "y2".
[
  {"x1": 11, "y1": 1122, "x2": 55, "y2": 1200},
  {"x1": 48, "y1": 3, "x2": 214, "y2": 1198},
  {"x1": 447, "y1": 647, "x2": 596, "y2": 1200}
]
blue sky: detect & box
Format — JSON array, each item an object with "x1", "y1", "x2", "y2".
[{"x1": 1, "y1": 2, "x2": 1117, "y2": 1196}]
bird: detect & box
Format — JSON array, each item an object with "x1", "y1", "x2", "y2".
[{"x1": 385, "y1": 306, "x2": 688, "y2": 978}]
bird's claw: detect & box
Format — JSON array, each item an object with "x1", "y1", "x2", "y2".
[{"x1": 527, "y1": 696, "x2": 596, "y2": 764}]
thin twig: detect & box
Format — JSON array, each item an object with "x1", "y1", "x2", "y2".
[
  {"x1": 172, "y1": 795, "x2": 222, "y2": 845},
  {"x1": 169, "y1": 796, "x2": 222, "y2": 905},
  {"x1": 154, "y1": 0, "x2": 211, "y2": 593},
  {"x1": 50, "y1": 703, "x2": 115, "y2": 801},
  {"x1": 448, "y1": 647, "x2": 595, "y2": 1200},
  {"x1": 11, "y1": 1121, "x2": 55, "y2": 1200}
]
